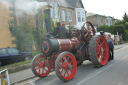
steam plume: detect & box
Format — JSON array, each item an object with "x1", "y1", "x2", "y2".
[
  {"x1": 15, "y1": 0, "x2": 48, "y2": 16},
  {"x1": 0, "y1": 0, "x2": 48, "y2": 16}
]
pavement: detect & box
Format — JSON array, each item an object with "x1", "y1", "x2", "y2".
[{"x1": 9, "y1": 42, "x2": 128, "y2": 85}]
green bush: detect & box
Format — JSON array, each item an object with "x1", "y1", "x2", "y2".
[
  {"x1": 97, "y1": 25, "x2": 110, "y2": 32},
  {"x1": 109, "y1": 25, "x2": 125, "y2": 35},
  {"x1": 122, "y1": 31, "x2": 128, "y2": 41},
  {"x1": 31, "y1": 50, "x2": 41, "y2": 56},
  {"x1": 97, "y1": 24, "x2": 127, "y2": 41},
  {"x1": 97, "y1": 25, "x2": 125, "y2": 35},
  {"x1": 124, "y1": 22, "x2": 128, "y2": 30}
]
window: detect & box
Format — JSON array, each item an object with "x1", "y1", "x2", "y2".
[
  {"x1": 7, "y1": 48, "x2": 19, "y2": 54},
  {"x1": 68, "y1": 11, "x2": 72, "y2": 21},
  {"x1": 81, "y1": 12, "x2": 85, "y2": 22},
  {"x1": 50, "y1": 3, "x2": 58, "y2": 18},
  {"x1": 0, "y1": 49, "x2": 7, "y2": 55},
  {"x1": 77, "y1": 12, "x2": 81, "y2": 22},
  {"x1": 101, "y1": 17, "x2": 103, "y2": 26},
  {"x1": 106, "y1": 19, "x2": 108, "y2": 25},
  {"x1": 62, "y1": 10, "x2": 67, "y2": 21}
]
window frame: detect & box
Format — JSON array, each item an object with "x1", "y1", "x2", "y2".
[
  {"x1": 62, "y1": 9, "x2": 67, "y2": 21},
  {"x1": 68, "y1": 11, "x2": 72, "y2": 21}
]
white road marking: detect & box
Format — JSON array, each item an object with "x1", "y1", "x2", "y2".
[
  {"x1": 45, "y1": 78, "x2": 58, "y2": 85},
  {"x1": 115, "y1": 46, "x2": 128, "y2": 52},
  {"x1": 121, "y1": 55, "x2": 128, "y2": 60},
  {"x1": 76, "y1": 65, "x2": 112, "y2": 85}
]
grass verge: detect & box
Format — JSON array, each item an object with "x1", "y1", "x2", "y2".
[{"x1": 0, "y1": 60, "x2": 31, "y2": 71}]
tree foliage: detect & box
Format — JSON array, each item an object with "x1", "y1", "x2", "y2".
[
  {"x1": 123, "y1": 12, "x2": 128, "y2": 22},
  {"x1": 9, "y1": 16, "x2": 43, "y2": 52}
]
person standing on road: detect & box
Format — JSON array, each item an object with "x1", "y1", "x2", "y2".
[{"x1": 106, "y1": 36, "x2": 114, "y2": 61}]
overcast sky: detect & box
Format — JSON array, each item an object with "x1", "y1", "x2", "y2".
[{"x1": 82, "y1": 0, "x2": 128, "y2": 20}]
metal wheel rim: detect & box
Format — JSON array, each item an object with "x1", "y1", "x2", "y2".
[
  {"x1": 58, "y1": 53, "x2": 77, "y2": 80},
  {"x1": 96, "y1": 36, "x2": 109, "y2": 65},
  {"x1": 34, "y1": 55, "x2": 51, "y2": 76}
]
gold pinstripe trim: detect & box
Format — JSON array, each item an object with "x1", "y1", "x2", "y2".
[
  {"x1": 74, "y1": 37, "x2": 80, "y2": 48},
  {"x1": 68, "y1": 39, "x2": 72, "y2": 51},
  {"x1": 57, "y1": 39, "x2": 61, "y2": 52}
]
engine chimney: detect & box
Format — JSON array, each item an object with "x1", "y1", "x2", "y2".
[{"x1": 44, "y1": 5, "x2": 53, "y2": 38}]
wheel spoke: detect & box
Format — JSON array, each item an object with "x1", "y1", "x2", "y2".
[
  {"x1": 37, "y1": 59, "x2": 41, "y2": 63},
  {"x1": 67, "y1": 56, "x2": 70, "y2": 62},
  {"x1": 66, "y1": 70, "x2": 70, "y2": 76},
  {"x1": 64, "y1": 70, "x2": 67, "y2": 77},
  {"x1": 64, "y1": 57, "x2": 68, "y2": 63},
  {"x1": 70, "y1": 60, "x2": 73, "y2": 64},
  {"x1": 34, "y1": 63, "x2": 39, "y2": 66},
  {"x1": 96, "y1": 42, "x2": 100, "y2": 46},
  {"x1": 39, "y1": 68, "x2": 40, "y2": 74},
  {"x1": 70, "y1": 69, "x2": 72, "y2": 72},
  {"x1": 59, "y1": 64, "x2": 65, "y2": 68},
  {"x1": 44, "y1": 68, "x2": 47, "y2": 72},
  {"x1": 60, "y1": 68, "x2": 64, "y2": 74},
  {"x1": 100, "y1": 41, "x2": 104, "y2": 46},
  {"x1": 35, "y1": 67, "x2": 39, "y2": 70}
]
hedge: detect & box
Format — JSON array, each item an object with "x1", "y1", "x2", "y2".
[{"x1": 97, "y1": 25, "x2": 127, "y2": 41}]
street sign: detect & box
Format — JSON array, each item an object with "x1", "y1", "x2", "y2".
[{"x1": 0, "y1": 69, "x2": 10, "y2": 85}]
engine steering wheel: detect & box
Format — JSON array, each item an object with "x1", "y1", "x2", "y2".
[{"x1": 81, "y1": 21, "x2": 95, "y2": 43}]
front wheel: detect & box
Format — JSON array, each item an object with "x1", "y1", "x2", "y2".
[
  {"x1": 31, "y1": 54, "x2": 51, "y2": 77},
  {"x1": 55, "y1": 52, "x2": 77, "y2": 81}
]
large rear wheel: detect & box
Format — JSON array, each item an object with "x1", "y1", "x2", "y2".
[
  {"x1": 55, "y1": 52, "x2": 77, "y2": 81},
  {"x1": 88, "y1": 36, "x2": 109, "y2": 67},
  {"x1": 31, "y1": 54, "x2": 51, "y2": 77}
]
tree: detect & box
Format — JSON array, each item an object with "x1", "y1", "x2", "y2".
[{"x1": 123, "y1": 12, "x2": 128, "y2": 22}]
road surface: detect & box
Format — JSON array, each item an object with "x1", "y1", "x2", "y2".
[{"x1": 17, "y1": 46, "x2": 128, "y2": 85}]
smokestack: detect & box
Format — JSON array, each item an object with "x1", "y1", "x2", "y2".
[{"x1": 44, "y1": 5, "x2": 53, "y2": 38}]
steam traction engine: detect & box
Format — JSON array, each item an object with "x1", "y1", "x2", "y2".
[{"x1": 31, "y1": 8, "x2": 109, "y2": 81}]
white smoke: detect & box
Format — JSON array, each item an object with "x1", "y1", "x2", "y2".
[
  {"x1": 0, "y1": 0, "x2": 48, "y2": 16},
  {"x1": 0, "y1": 0, "x2": 10, "y2": 8},
  {"x1": 15, "y1": 0, "x2": 48, "y2": 16}
]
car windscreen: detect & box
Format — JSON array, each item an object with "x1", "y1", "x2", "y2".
[
  {"x1": 0, "y1": 49, "x2": 7, "y2": 55},
  {"x1": 7, "y1": 48, "x2": 19, "y2": 54}
]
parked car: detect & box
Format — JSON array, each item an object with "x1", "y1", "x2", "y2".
[{"x1": 0, "y1": 48, "x2": 33, "y2": 66}]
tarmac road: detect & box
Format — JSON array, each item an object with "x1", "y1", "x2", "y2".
[{"x1": 17, "y1": 45, "x2": 128, "y2": 85}]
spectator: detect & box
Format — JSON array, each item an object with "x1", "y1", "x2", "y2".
[
  {"x1": 106, "y1": 36, "x2": 114, "y2": 61},
  {"x1": 108, "y1": 35, "x2": 114, "y2": 43},
  {"x1": 120, "y1": 34, "x2": 123, "y2": 43}
]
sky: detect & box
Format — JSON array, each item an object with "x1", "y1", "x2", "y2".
[{"x1": 82, "y1": 0, "x2": 128, "y2": 20}]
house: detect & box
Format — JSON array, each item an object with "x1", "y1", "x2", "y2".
[
  {"x1": 86, "y1": 13, "x2": 118, "y2": 31},
  {"x1": 0, "y1": 1, "x2": 16, "y2": 48},
  {"x1": 0, "y1": 0, "x2": 86, "y2": 49},
  {"x1": 40, "y1": 0, "x2": 87, "y2": 29}
]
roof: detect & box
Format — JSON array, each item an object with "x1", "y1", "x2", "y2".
[
  {"x1": 86, "y1": 12, "x2": 117, "y2": 20},
  {"x1": 59, "y1": 0, "x2": 84, "y2": 9}
]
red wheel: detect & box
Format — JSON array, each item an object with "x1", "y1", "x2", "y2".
[
  {"x1": 96, "y1": 36, "x2": 109, "y2": 65},
  {"x1": 88, "y1": 36, "x2": 109, "y2": 66},
  {"x1": 31, "y1": 54, "x2": 51, "y2": 77},
  {"x1": 55, "y1": 52, "x2": 77, "y2": 81}
]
